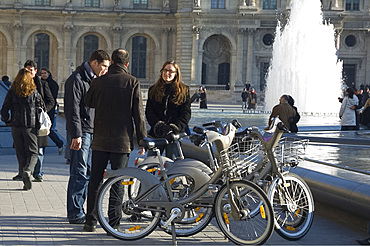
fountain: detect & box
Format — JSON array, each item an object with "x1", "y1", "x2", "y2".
[{"x1": 264, "y1": 0, "x2": 343, "y2": 115}]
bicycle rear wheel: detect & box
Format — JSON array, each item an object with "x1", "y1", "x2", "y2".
[
  {"x1": 269, "y1": 172, "x2": 314, "y2": 240},
  {"x1": 96, "y1": 175, "x2": 161, "y2": 241},
  {"x1": 159, "y1": 174, "x2": 214, "y2": 237},
  {"x1": 215, "y1": 180, "x2": 274, "y2": 245}
]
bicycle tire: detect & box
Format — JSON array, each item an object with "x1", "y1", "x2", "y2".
[
  {"x1": 214, "y1": 180, "x2": 274, "y2": 245},
  {"x1": 268, "y1": 172, "x2": 314, "y2": 240},
  {"x1": 96, "y1": 175, "x2": 161, "y2": 241}
]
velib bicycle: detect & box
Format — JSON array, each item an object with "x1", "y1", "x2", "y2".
[{"x1": 95, "y1": 128, "x2": 275, "y2": 245}]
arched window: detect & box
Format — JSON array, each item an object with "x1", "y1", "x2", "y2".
[
  {"x1": 34, "y1": 33, "x2": 49, "y2": 75},
  {"x1": 84, "y1": 35, "x2": 99, "y2": 62},
  {"x1": 132, "y1": 36, "x2": 147, "y2": 78}
]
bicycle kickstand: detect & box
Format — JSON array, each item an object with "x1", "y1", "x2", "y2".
[{"x1": 171, "y1": 222, "x2": 177, "y2": 246}]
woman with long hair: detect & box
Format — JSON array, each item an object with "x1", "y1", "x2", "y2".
[
  {"x1": 339, "y1": 87, "x2": 359, "y2": 131},
  {"x1": 145, "y1": 60, "x2": 191, "y2": 159},
  {"x1": 1, "y1": 68, "x2": 45, "y2": 190}
]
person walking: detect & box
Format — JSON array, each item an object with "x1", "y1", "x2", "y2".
[
  {"x1": 339, "y1": 87, "x2": 359, "y2": 131},
  {"x1": 248, "y1": 88, "x2": 257, "y2": 110},
  {"x1": 266, "y1": 94, "x2": 296, "y2": 130},
  {"x1": 83, "y1": 49, "x2": 147, "y2": 232},
  {"x1": 40, "y1": 67, "x2": 64, "y2": 155},
  {"x1": 200, "y1": 87, "x2": 208, "y2": 109},
  {"x1": 360, "y1": 98, "x2": 370, "y2": 129},
  {"x1": 241, "y1": 88, "x2": 248, "y2": 110},
  {"x1": 12, "y1": 60, "x2": 55, "y2": 182},
  {"x1": 1, "y1": 68, "x2": 45, "y2": 190},
  {"x1": 145, "y1": 60, "x2": 191, "y2": 160},
  {"x1": 64, "y1": 50, "x2": 110, "y2": 224}
]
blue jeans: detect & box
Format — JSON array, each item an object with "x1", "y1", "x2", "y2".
[
  {"x1": 66, "y1": 133, "x2": 92, "y2": 221},
  {"x1": 33, "y1": 147, "x2": 45, "y2": 178}
]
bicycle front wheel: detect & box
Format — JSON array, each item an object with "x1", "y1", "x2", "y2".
[
  {"x1": 215, "y1": 180, "x2": 274, "y2": 245},
  {"x1": 96, "y1": 175, "x2": 161, "y2": 241},
  {"x1": 269, "y1": 172, "x2": 314, "y2": 240}
]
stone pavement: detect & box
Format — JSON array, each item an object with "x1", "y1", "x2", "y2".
[{"x1": 0, "y1": 143, "x2": 368, "y2": 245}]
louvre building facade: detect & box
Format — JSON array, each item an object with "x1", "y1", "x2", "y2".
[{"x1": 0, "y1": 0, "x2": 369, "y2": 94}]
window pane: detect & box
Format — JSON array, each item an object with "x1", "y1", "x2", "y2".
[
  {"x1": 132, "y1": 36, "x2": 147, "y2": 78},
  {"x1": 263, "y1": 0, "x2": 276, "y2": 9},
  {"x1": 84, "y1": 35, "x2": 99, "y2": 62},
  {"x1": 35, "y1": 0, "x2": 50, "y2": 5},
  {"x1": 85, "y1": 0, "x2": 100, "y2": 7},
  {"x1": 211, "y1": 0, "x2": 225, "y2": 9},
  {"x1": 133, "y1": 0, "x2": 148, "y2": 9},
  {"x1": 34, "y1": 33, "x2": 50, "y2": 75}
]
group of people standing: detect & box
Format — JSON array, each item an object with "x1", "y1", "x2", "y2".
[
  {"x1": 61, "y1": 49, "x2": 190, "y2": 232},
  {"x1": 339, "y1": 85, "x2": 370, "y2": 130},
  {"x1": 241, "y1": 87, "x2": 257, "y2": 110}
]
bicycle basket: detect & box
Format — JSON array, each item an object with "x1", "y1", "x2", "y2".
[
  {"x1": 219, "y1": 142, "x2": 261, "y2": 178},
  {"x1": 232, "y1": 134, "x2": 261, "y2": 154},
  {"x1": 275, "y1": 137, "x2": 308, "y2": 167}
]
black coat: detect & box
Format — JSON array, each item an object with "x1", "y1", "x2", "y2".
[
  {"x1": 1, "y1": 89, "x2": 44, "y2": 128},
  {"x1": 289, "y1": 106, "x2": 301, "y2": 133},
  {"x1": 34, "y1": 76, "x2": 55, "y2": 147},
  {"x1": 84, "y1": 63, "x2": 147, "y2": 153},
  {"x1": 360, "y1": 107, "x2": 370, "y2": 126},
  {"x1": 146, "y1": 83, "x2": 191, "y2": 137},
  {"x1": 64, "y1": 62, "x2": 95, "y2": 138},
  {"x1": 44, "y1": 74, "x2": 59, "y2": 124}
]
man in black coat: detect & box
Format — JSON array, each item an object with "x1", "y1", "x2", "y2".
[
  {"x1": 64, "y1": 50, "x2": 110, "y2": 224},
  {"x1": 40, "y1": 67, "x2": 64, "y2": 154},
  {"x1": 12, "y1": 60, "x2": 55, "y2": 182},
  {"x1": 83, "y1": 49, "x2": 147, "y2": 232}
]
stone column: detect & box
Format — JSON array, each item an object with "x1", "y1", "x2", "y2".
[
  {"x1": 63, "y1": 24, "x2": 74, "y2": 83},
  {"x1": 245, "y1": 28, "x2": 255, "y2": 87},
  {"x1": 191, "y1": 26, "x2": 201, "y2": 84},
  {"x1": 112, "y1": 25, "x2": 122, "y2": 50},
  {"x1": 365, "y1": 32, "x2": 370, "y2": 85},
  {"x1": 235, "y1": 28, "x2": 246, "y2": 85},
  {"x1": 12, "y1": 22, "x2": 22, "y2": 76},
  {"x1": 160, "y1": 28, "x2": 169, "y2": 61}
]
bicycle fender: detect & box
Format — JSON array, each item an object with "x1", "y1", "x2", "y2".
[
  {"x1": 166, "y1": 159, "x2": 212, "y2": 192},
  {"x1": 138, "y1": 155, "x2": 173, "y2": 166},
  {"x1": 105, "y1": 167, "x2": 169, "y2": 201}
]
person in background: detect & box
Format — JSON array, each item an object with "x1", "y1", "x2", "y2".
[
  {"x1": 339, "y1": 87, "x2": 358, "y2": 131},
  {"x1": 287, "y1": 95, "x2": 301, "y2": 133},
  {"x1": 241, "y1": 88, "x2": 248, "y2": 110},
  {"x1": 40, "y1": 67, "x2": 64, "y2": 155},
  {"x1": 266, "y1": 94, "x2": 296, "y2": 130},
  {"x1": 1, "y1": 68, "x2": 45, "y2": 190},
  {"x1": 11, "y1": 60, "x2": 55, "y2": 183},
  {"x1": 145, "y1": 60, "x2": 191, "y2": 160},
  {"x1": 360, "y1": 98, "x2": 370, "y2": 129},
  {"x1": 83, "y1": 49, "x2": 147, "y2": 232},
  {"x1": 248, "y1": 88, "x2": 257, "y2": 110},
  {"x1": 200, "y1": 87, "x2": 208, "y2": 109},
  {"x1": 64, "y1": 50, "x2": 110, "y2": 224},
  {"x1": 2, "y1": 76, "x2": 11, "y2": 88}
]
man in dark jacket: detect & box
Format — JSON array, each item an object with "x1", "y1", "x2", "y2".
[
  {"x1": 41, "y1": 67, "x2": 64, "y2": 155},
  {"x1": 12, "y1": 60, "x2": 55, "y2": 182},
  {"x1": 83, "y1": 49, "x2": 147, "y2": 232},
  {"x1": 64, "y1": 50, "x2": 110, "y2": 224}
]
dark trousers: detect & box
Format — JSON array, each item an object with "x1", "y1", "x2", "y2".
[
  {"x1": 11, "y1": 126, "x2": 38, "y2": 174},
  {"x1": 86, "y1": 150, "x2": 130, "y2": 226}
]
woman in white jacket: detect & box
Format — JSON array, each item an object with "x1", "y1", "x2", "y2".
[{"x1": 339, "y1": 87, "x2": 359, "y2": 130}]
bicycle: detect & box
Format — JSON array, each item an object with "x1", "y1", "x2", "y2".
[{"x1": 95, "y1": 128, "x2": 275, "y2": 245}]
